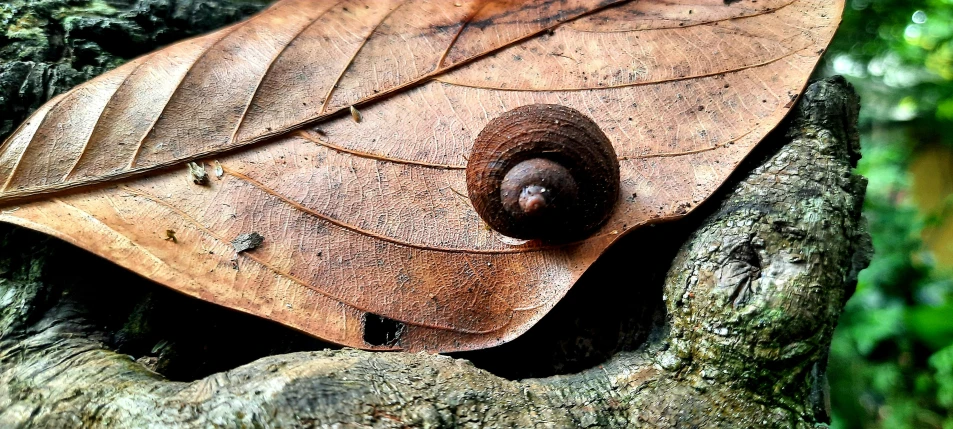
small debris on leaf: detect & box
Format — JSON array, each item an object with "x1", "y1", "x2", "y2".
[
  {"x1": 232, "y1": 232, "x2": 264, "y2": 253},
  {"x1": 187, "y1": 162, "x2": 209, "y2": 185},
  {"x1": 165, "y1": 229, "x2": 177, "y2": 243},
  {"x1": 784, "y1": 93, "x2": 799, "y2": 109},
  {"x1": 350, "y1": 105, "x2": 362, "y2": 123},
  {"x1": 498, "y1": 235, "x2": 529, "y2": 246},
  {"x1": 211, "y1": 160, "x2": 224, "y2": 179}
]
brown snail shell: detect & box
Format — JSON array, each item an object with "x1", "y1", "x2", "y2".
[{"x1": 466, "y1": 104, "x2": 620, "y2": 241}]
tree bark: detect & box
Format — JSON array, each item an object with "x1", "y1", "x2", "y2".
[{"x1": 0, "y1": 1, "x2": 869, "y2": 427}]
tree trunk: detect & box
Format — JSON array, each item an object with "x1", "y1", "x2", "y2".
[{"x1": 0, "y1": 1, "x2": 869, "y2": 427}]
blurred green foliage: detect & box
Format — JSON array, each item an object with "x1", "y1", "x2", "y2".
[{"x1": 824, "y1": 0, "x2": 953, "y2": 427}]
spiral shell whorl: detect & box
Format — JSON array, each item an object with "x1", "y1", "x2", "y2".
[{"x1": 466, "y1": 104, "x2": 620, "y2": 241}]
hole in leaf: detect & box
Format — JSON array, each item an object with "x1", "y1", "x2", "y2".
[{"x1": 363, "y1": 313, "x2": 404, "y2": 347}]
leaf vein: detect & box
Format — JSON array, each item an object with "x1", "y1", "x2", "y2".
[{"x1": 230, "y1": 0, "x2": 346, "y2": 145}]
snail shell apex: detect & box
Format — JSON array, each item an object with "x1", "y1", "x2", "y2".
[{"x1": 465, "y1": 104, "x2": 621, "y2": 241}]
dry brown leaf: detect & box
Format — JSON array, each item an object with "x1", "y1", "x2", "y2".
[{"x1": 0, "y1": 0, "x2": 844, "y2": 352}]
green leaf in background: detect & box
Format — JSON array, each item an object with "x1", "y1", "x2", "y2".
[
  {"x1": 826, "y1": 0, "x2": 953, "y2": 427},
  {"x1": 908, "y1": 304, "x2": 953, "y2": 350}
]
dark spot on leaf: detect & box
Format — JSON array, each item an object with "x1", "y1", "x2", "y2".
[{"x1": 363, "y1": 313, "x2": 404, "y2": 347}]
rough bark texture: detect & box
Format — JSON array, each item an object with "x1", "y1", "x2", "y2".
[
  {"x1": 0, "y1": 1, "x2": 870, "y2": 428},
  {"x1": 0, "y1": 0, "x2": 270, "y2": 142}
]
